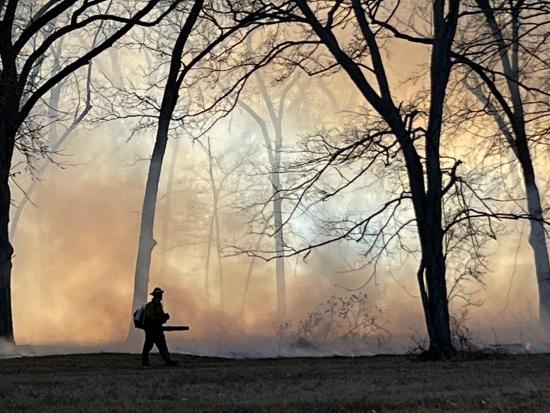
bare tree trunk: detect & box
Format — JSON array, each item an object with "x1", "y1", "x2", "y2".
[
  {"x1": 0, "y1": 43, "x2": 19, "y2": 341},
  {"x1": 525, "y1": 180, "x2": 550, "y2": 331},
  {"x1": 239, "y1": 95, "x2": 287, "y2": 319},
  {"x1": 420, "y1": 0, "x2": 457, "y2": 357},
  {"x1": 473, "y1": 0, "x2": 550, "y2": 332},
  {"x1": 272, "y1": 184, "x2": 286, "y2": 319},
  {"x1": 129, "y1": 0, "x2": 203, "y2": 339},
  {"x1": 240, "y1": 216, "x2": 271, "y2": 319},
  {"x1": 272, "y1": 130, "x2": 286, "y2": 320},
  {"x1": 421, "y1": 227, "x2": 453, "y2": 356},
  {"x1": 255, "y1": 71, "x2": 288, "y2": 320},
  {"x1": 506, "y1": 28, "x2": 550, "y2": 334},
  {"x1": 417, "y1": 260, "x2": 435, "y2": 341},
  {"x1": 8, "y1": 96, "x2": 90, "y2": 243},
  {"x1": 204, "y1": 214, "x2": 214, "y2": 311},
  {"x1": 159, "y1": 137, "x2": 180, "y2": 274},
  {"x1": 464, "y1": 74, "x2": 550, "y2": 332},
  {"x1": 131, "y1": 116, "x2": 171, "y2": 313},
  {"x1": 214, "y1": 202, "x2": 224, "y2": 310},
  {"x1": 10, "y1": 62, "x2": 63, "y2": 244},
  {"x1": 517, "y1": 141, "x2": 550, "y2": 331},
  {"x1": 127, "y1": 116, "x2": 171, "y2": 343},
  {"x1": 0, "y1": 165, "x2": 15, "y2": 343},
  {"x1": 0, "y1": 113, "x2": 16, "y2": 343},
  {"x1": 206, "y1": 136, "x2": 225, "y2": 310}
]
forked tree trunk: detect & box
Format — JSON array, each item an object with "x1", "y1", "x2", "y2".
[
  {"x1": 9, "y1": 44, "x2": 64, "y2": 244},
  {"x1": 413, "y1": 150, "x2": 453, "y2": 358}
]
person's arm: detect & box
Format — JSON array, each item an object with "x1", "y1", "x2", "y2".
[{"x1": 156, "y1": 303, "x2": 170, "y2": 324}]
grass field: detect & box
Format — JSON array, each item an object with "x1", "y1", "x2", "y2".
[{"x1": 1, "y1": 352, "x2": 549, "y2": 412}]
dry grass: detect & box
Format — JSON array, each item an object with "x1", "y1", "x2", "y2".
[{"x1": 0, "y1": 352, "x2": 549, "y2": 412}]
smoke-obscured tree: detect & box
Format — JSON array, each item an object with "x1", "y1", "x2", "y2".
[
  {"x1": 204, "y1": 136, "x2": 226, "y2": 310},
  {"x1": 9, "y1": 22, "x2": 106, "y2": 242},
  {"x1": 455, "y1": 0, "x2": 550, "y2": 332},
  {"x1": 126, "y1": 0, "x2": 205, "y2": 338},
  {"x1": 0, "y1": 0, "x2": 175, "y2": 343},
  {"x1": 227, "y1": 0, "x2": 466, "y2": 358},
  {"x1": 155, "y1": 145, "x2": 213, "y2": 284},
  {"x1": 202, "y1": 134, "x2": 255, "y2": 311},
  {"x1": 238, "y1": 72, "x2": 301, "y2": 320},
  {"x1": 237, "y1": 69, "x2": 343, "y2": 320},
  {"x1": 103, "y1": 1, "x2": 294, "y2": 335}
]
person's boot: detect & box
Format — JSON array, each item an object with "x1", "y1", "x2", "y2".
[{"x1": 165, "y1": 359, "x2": 178, "y2": 367}]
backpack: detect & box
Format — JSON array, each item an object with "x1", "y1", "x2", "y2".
[{"x1": 133, "y1": 305, "x2": 146, "y2": 329}]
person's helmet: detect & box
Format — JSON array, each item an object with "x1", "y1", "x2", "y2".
[{"x1": 150, "y1": 287, "x2": 164, "y2": 296}]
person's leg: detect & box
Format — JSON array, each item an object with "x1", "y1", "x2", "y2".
[
  {"x1": 154, "y1": 331, "x2": 177, "y2": 365},
  {"x1": 141, "y1": 331, "x2": 154, "y2": 366}
]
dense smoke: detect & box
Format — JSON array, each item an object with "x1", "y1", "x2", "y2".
[
  {"x1": 6, "y1": 112, "x2": 547, "y2": 356},
  {"x1": 3, "y1": 19, "x2": 548, "y2": 358}
]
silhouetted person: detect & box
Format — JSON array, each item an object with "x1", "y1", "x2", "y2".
[{"x1": 141, "y1": 287, "x2": 178, "y2": 367}]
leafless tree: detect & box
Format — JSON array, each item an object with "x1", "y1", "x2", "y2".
[
  {"x1": 225, "y1": 0, "x2": 466, "y2": 358},
  {"x1": 0, "y1": 0, "x2": 175, "y2": 343},
  {"x1": 375, "y1": 0, "x2": 550, "y2": 331},
  {"x1": 454, "y1": 0, "x2": 550, "y2": 332},
  {"x1": 238, "y1": 72, "x2": 301, "y2": 319},
  {"x1": 9, "y1": 22, "x2": 104, "y2": 243},
  {"x1": 202, "y1": 135, "x2": 253, "y2": 311},
  {"x1": 128, "y1": 0, "x2": 205, "y2": 339},
  {"x1": 120, "y1": 1, "x2": 295, "y2": 335}
]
